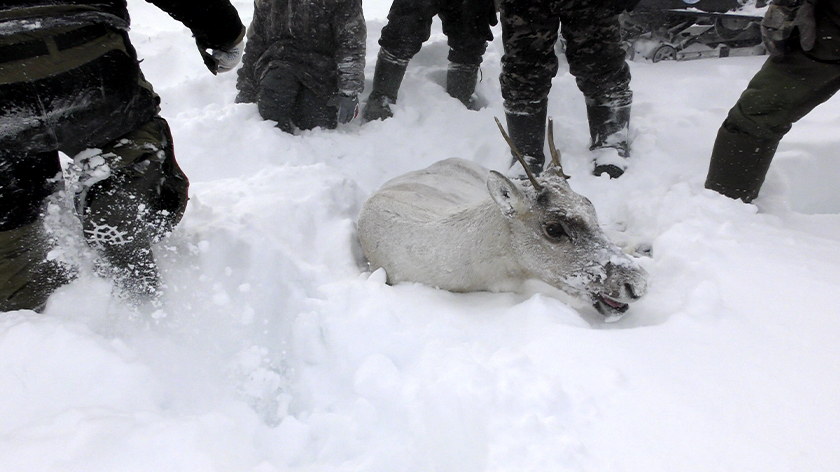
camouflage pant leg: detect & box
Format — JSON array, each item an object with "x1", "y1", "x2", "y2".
[
  {"x1": 499, "y1": 0, "x2": 561, "y2": 115},
  {"x1": 558, "y1": 4, "x2": 632, "y2": 108}
]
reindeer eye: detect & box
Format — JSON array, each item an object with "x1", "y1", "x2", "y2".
[{"x1": 543, "y1": 222, "x2": 567, "y2": 240}]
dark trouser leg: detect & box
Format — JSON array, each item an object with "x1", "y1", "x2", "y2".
[
  {"x1": 498, "y1": 0, "x2": 559, "y2": 175},
  {"x1": 439, "y1": 5, "x2": 489, "y2": 109},
  {"x1": 1, "y1": 26, "x2": 175, "y2": 306},
  {"x1": 706, "y1": 125, "x2": 779, "y2": 203},
  {"x1": 364, "y1": 0, "x2": 436, "y2": 121},
  {"x1": 505, "y1": 103, "x2": 548, "y2": 176},
  {"x1": 75, "y1": 117, "x2": 188, "y2": 301},
  {"x1": 706, "y1": 51, "x2": 840, "y2": 202},
  {"x1": 294, "y1": 87, "x2": 338, "y2": 131},
  {"x1": 0, "y1": 152, "x2": 72, "y2": 312},
  {"x1": 257, "y1": 66, "x2": 301, "y2": 133},
  {"x1": 559, "y1": 7, "x2": 632, "y2": 177}
]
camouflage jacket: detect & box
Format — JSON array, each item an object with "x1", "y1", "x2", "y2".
[
  {"x1": 238, "y1": 0, "x2": 366, "y2": 98},
  {"x1": 0, "y1": 0, "x2": 244, "y2": 49},
  {"x1": 499, "y1": 0, "x2": 638, "y2": 115}
]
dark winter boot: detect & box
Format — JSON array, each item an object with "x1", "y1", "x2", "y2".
[
  {"x1": 0, "y1": 221, "x2": 74, "y2": 312},
  {"x1": 446, "y1": 63, "x2": 480, "y2": 110},
  {"x1": 587, "y1": 104, "x2": 631, "y2": 178},
  {"x1": 362, "y1": 50, "x2": 407, "y2": 122},
  {"x1": 75, "y1": 117, "x2": 188, "y2": 304},
  {"x1": 705, "y1": 124, "x2": 779, "y2": 203},
  {"x1": 505, "y1": 107, "x2": 548, "y2": 177}
]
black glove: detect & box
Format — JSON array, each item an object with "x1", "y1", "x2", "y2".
[
  {"x1": 761, "y1": 0, "x2": 817, "y2": 56},
  {"x1": 463, "y1": 0, "x2": 498, "y2": 42},
  {"x1": 329, "y1": 94, "x2": 360, "y2": 124},
  {"x1": 197, "y1": 26, "x2": 246, "y2": 75}
]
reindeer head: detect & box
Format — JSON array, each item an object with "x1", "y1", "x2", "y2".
[{"x1": 491, "y1": 118, "x2": 648, "y2": 318}]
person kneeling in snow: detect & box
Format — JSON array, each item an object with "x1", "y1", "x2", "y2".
[
  {"x1": 235, "y1": 0, "x2": 366, "y2": 133},
  {"x1": 0, "y1": 0, "x2": 245, "y2": 311}
]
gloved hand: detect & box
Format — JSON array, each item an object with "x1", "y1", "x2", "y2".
[
  {"x1": 761, "y1": 0, "x2": 817, "y2": 56},
  {"x1": 329, "y1": 93, "x2": 360, "y2": 124},
  {"x1": 463, "y1": 0, "x2": 498, "y2": 42},
  {"x1": 197, "y1": 27, "x2": 246, "y2": 75}
]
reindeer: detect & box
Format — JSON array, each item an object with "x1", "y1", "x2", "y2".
[{"x1": 357, "y1": 118, "x2": 648, "y2": 318}]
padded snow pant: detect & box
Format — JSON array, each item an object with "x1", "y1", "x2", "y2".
[
  {"x1": 706, "y1": 41, "x2": 840, "y2": 202},
  {"x1": 499, "y1": 0, "x2": 632, "y2": 117},
  {"x1": 0, "y1": 24, "x2": 189, "y2": 311},
  {"x1": 257, "y1": 64, "x2": 338, "y2": 133},
  {"x1": 378, "y1": 0, "x2": 489, "y2": 67}
]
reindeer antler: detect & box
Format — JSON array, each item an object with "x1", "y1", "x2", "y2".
[
  {"x1": 494, "y1": 117, "x2": 543, "y2": 191},
  {"x1": 547, "y1": 117, "x2": 571, "y2": 179}
]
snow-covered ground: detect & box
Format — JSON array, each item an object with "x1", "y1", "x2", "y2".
[{"x1": 3, "y1": 1, "x2": 840, "y2": 470}]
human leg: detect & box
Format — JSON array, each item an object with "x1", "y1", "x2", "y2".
[
  {"x1": 498, "y1": 0, "x2": 560, "y2": 174},
  {"x1": 257, "y1": 65, "x2": 301, "y2": 133},
  {"x1": 74, "y1": 116, "x2": 188, "y2": 300},
  {"x1": 706, "y1": 52, "x2": 840, "y2": 202},
  {"x1": 294, "y1": 87, "x2": 338, "y2": 131},
  {"x1": 438, "y1": 3, "x2": 489, "y2": 108},
  {"x1": 363, "y1": 0, "x2": 437, "y2": 121},
  {"x1": 0, "y1": 27, "x2": 154, "y2": 310},
  {"x1": 560, "y1": 5, "x2": 632, "y2": 177},
  {"x1": 0, "y1": 151, "x2": 72, "y2": 312}
]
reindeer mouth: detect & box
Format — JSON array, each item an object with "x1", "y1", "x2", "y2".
[{"x1": 593, "y1": 293, "x2": 629, "y2": 317}]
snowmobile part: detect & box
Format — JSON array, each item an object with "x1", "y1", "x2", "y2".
[{"x1": 621, "y1": 0, "x2": 766, "y2": 62}]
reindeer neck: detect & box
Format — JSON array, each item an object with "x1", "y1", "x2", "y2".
[{"x1": 433, "y1": 198, "x2": 526, "y2": 285}]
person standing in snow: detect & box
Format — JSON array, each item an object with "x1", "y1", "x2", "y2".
[
  {"x1": 235, "y1": 0, "x2": 366, "y2": 133},
  {"x1": 360, "y1": 0, "x2": 498, "y2": 121},
  {"x1": 705, "y1": 0, "x2": 840, "y2": 203},
  {"x1": 499, "y1": 0, "x2": 640, "y2": 178},
  {"x1": 0, "y1": 0, "x2": 245, "y2": 311}
]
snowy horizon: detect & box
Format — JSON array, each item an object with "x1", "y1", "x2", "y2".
[{"x1": 2, "y1": 1, "x2": 840, "y2": 471}]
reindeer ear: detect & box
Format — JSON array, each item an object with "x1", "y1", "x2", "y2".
[{"x1": 487, "y1": 171, "x2": 528, "y2": 217}]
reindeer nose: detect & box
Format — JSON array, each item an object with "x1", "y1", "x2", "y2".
[
  {"x1": 605, "y1": 261, "x2": 648, "y2": 300},
  {"x1": 625, "y1": 282, "x2": 642, "y2": 300}
]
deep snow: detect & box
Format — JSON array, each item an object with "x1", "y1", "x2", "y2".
[{"x1": 2, "y1": 1, "x2": 840, "y2": 471}]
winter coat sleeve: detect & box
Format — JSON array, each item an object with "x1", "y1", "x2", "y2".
[
  {"x1": 236, "y1": 2, "x2": 271, "y2": 98},
  {"x1": 331, "y1": 0, "x2": 366, "y2": 96},
  {"x1": 145, "y1": 0, "x2": 245, "y2": 49}
]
